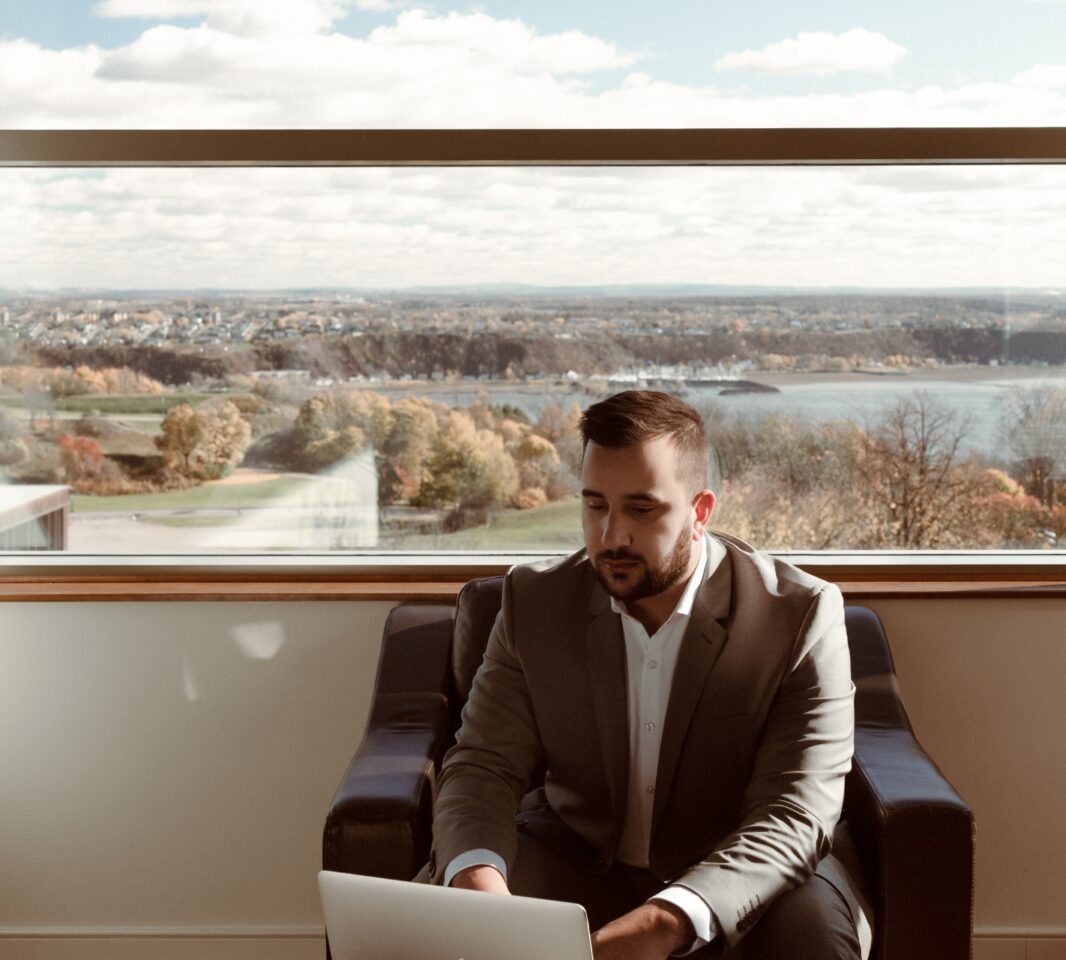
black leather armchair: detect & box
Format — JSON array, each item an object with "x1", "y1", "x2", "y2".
[{"x1": 323, "y1": 580, "x2": 974, "y2": 960}]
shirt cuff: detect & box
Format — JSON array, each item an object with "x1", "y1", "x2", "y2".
[
  {"x1": 443, "y1": 849, "x2": 508, "y2": 888},
  {"x1": 650, "y1": 886, "x2": 719, "y2": 956}
]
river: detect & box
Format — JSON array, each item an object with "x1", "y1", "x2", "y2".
[{"x1": 357, "y1": 368, "x2": 1066, "y2": 459}]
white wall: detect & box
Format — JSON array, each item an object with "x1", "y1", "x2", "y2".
[{"x1": 0, "y1": 596, "x2": 1063, "y2": 959}]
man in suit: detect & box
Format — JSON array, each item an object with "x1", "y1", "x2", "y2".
[{"x1": 426, "y1": 390, "x2": 871, "y2": 959}]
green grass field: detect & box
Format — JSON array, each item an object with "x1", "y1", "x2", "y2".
[
  {"x1": 383, "y1": 497, "x2": 583, "y2": 551},
  {"x1": 72, "y1": 479, "x2": 584, "y2": 551},
  {"x1": 71, "y1": 475, "x2": 314, "y2": 513},
  {"x1": 0, "y1": 392, "x2": 253, "y2": 415}
]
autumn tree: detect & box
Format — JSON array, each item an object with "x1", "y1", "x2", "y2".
[
  {"x1": 290, "y1": 389, "x2": 449, "y2": 504},
  {"x1": 978, "y1": 469, "x2": 1050, "y2": 547},
  {"x1": 286, "y1": 389, "x2": 571, "y2": 519},
  {"x1": 294, "y1": 418, "x2": 366, "y2": 474},
  {"x1": 156, "y1": 404, "x2": 202, "y2": 473},
  {"x1": 57, "y1": 433, "x2": 106, "y2": 488},
  {"x1": 710, "y1": 414, "x2": 867, "y2": 550},
  {"x1": 196, "y1": 400, "x2": 253, "y2": 477},
  {"x1": 0, "y1": 410, "x2": 26, "y2": 467},
  {"x1": 511, "y1": 432, "x2": 563, "y2": 501},
  {"x1": 379, "y1": 396, "x2": 441, "y2": 501},
  {"x1": 533, "y1": 400, "x2": 583, "y2": 475},
  {"x1": 415, "y1": 410, "x2": 519, "y2": 518},
  {"x1": 291, "y1": 390, "x2": 391, "y2": 473},
  {"x1": 156, "y1": 400, "x2": 251, "y2": 479}
]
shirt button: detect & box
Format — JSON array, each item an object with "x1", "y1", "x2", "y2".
[
  {"x1": 646, "y1": 785, "x2": 655, "y2": 794},
  {"x1": 649, "y1": 660, "x2": 658, "y2": 669},
  {"x1": 645, "y1": 722, "x2": 656, "y2": 732}
]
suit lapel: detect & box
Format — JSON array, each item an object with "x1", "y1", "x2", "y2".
[
  {"x1": 585, "y1": 580, "x2": 629, "y2": 828},
  {"x1": 652, "y1": 546, "x2": 733, "y2": 834}
]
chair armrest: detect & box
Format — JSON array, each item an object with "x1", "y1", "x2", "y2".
[
  {"x1": 323, "y1": 691, "x2": 451, "y2": 881},
  {"x1": 845, "y1": 726, "x2": 974, "y2": 960}
]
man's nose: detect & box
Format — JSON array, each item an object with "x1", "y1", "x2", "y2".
[{"x1": 599, "y1": 510, "x2": 631, "y2": 548}]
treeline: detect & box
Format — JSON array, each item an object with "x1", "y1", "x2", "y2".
[
  {"x1": 4, "y1": 366, "x2": 1064, "y2": 546},
  {"x1": 705, "y1": 393, "x2": 1066, "y2": 550},
  {"x1": 0, "y1": 363, "x2": 166, "y2": 398},
  {"x1": 25, "y1": 326, "x2": 1066, "y2": 385},
  {"x1": 246, "y1": 385, "x2": 1061, "y2": 549}
]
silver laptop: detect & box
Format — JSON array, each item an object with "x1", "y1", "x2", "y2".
[{"x1": 319, "y1": 870, "x2": 593, "y2": 960}]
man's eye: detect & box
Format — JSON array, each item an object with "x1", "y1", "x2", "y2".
[
  {"x1": 629, "y1": 507, "x2": 653, "y2": 517},
  {"x1": 585, "y1": 502, "x2": 607, "y2": 512}
]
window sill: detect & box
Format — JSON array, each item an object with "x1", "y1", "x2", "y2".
[{"x1": 0, "y1": 552, "x2": 1062, "y2": 601}]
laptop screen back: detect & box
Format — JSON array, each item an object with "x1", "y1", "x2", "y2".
[{"x1": 319, "y1": 870, "x2": 594, "y2": 960}]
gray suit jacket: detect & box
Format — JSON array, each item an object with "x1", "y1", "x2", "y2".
[{"x1": 430, "y1": 532, "x2": 856, "y2": 948}]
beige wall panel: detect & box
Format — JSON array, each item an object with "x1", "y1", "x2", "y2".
[
  {"x1": 0, "y1": 937, "x2": 325, "y2": 960},
  {"x1": 972, "y1": 940, "x2": 1027, "y2": 960},
  {"x1": 0, "y1": 601, "x2": 391, "y2": 936},
  {"x1": 867, "y1": 599, "x2": 1066, "y2": 934},
  {"x1": 1, "y1": 595, "x2": 1063, "y2": 956}
]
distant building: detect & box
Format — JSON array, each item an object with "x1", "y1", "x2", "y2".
[{"x1": 0, "y1": 485, "x2": 70, "y2": 550}]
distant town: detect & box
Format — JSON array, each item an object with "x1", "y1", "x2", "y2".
[
  {"x1": 2, "y1": 289, "x2": 1064, "y2": 348},
  {"x1": 2, "y1": 290, "x2": 1065, "y2": 383}
]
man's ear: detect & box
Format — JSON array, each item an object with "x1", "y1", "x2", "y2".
[{"x1": 692, "y1": 489, "x2": 716, "y2": 538}]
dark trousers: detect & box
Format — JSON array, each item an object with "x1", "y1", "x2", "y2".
[{"x1": 424, "y1": 814, "x2": 862, "y2": 960}]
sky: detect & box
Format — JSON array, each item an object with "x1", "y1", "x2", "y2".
[
  {"x1": 2, "y1": 0, "x2": 1066, "y2": 290},
  {"x1": 5, "y1": 0, "x2": 1066, "y2": 128}
]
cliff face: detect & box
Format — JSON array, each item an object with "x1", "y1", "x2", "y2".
[{"x1": 36, "y1": 326, "x2": 1066, "y2": 385}]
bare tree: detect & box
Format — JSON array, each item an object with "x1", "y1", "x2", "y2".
[
  {"x1": 999, "y1": 385, "x2": 1066, "y2": 505},
  {"x1": 855, "y1": 392, "x2": 987, "y2": 548}
]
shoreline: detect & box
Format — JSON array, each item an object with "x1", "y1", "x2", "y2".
[
  {"x1": 750, "y1": 363, "x2": 1066, "y2": 388},
  {"x1": 353, "y1": 363, "x2": 1065, "y2": 394}
]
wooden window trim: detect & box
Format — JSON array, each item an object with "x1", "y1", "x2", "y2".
[
  {"x1": 3, "y1": 127, "x2": 1066, "y2": 166},
  {"x1": 0, "y1": 554, "x2": 1062, "y2": 601}
]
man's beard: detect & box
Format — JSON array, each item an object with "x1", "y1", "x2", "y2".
[{"x1": 593, "y1": 524, "x2": 693, "y2": 603}]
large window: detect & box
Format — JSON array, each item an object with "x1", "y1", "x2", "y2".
[
  {"x1": 2, "y1": 145, "x2": 1064, "y2": 555},
  {"x1": 2, "y1": 2, "x2": 1065, "y2": 558}
]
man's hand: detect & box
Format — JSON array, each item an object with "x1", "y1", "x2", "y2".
[
  {"x1": 449, "y1": 864, "x2": 510, "y2": 895},
  {"x1": 591, "y1": 900, "x2": 695, "y2": 960}
]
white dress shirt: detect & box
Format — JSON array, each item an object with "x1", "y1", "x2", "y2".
[
  {"x1": 611, "y1": 534, "x2": 722, "y2": 954},
  {"x1": 446, "y1": 535, "x2": 726, "y2": 954}
]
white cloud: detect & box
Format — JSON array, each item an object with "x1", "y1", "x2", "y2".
[
  {"x1": 0, "y1": 10, "x2": 1064, "y2": 131},
  {"x1": 1014, "y1": 63, "x2": 1066, "y2": 87},
  {"x1": 367, "y1": 11, "x2": 641, "y2": 74},
  {"x1": 715, "y1": 28, "x2": 906, "y2": 76},
  {"x1": 95, "y1": 0, "x2": 357, "y2": 36},
  {"x1": 0, "y1": 9, "x2": 646, "y2": 128},
  {"x1": 95, "y1": 0, "x2": 211, "y2": 17},
  {"x1": 4, "y1": 166, "x2": 1066, "y2": 291}
]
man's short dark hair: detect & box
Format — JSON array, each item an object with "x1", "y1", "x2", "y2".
[{"x1": 580, "y1": 390, "x2": 708, "y2": 494}]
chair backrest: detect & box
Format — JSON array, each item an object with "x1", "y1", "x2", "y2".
[
  {"x1": 452, "y1": 576, "x2": 505, "y2": 701},
  {"x1": 450, "y1": 575, "x2": 910, "y2": 734}
]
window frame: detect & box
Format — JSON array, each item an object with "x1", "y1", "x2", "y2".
[
  {"x1": 3, "y1": 128, "x2": 1066, "y2": 166},
  {"x1": 2, "y1": 126, "x2": 1065, "y2": 599}
]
